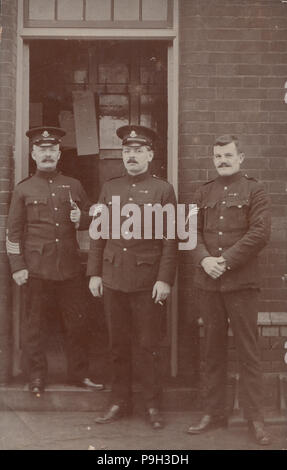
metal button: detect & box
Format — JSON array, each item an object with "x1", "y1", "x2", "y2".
[
  {"x1": 49, "y1": 180, "x2": 53, "y2": 183},
  {"x1": 132, "y1": 184, "x2": 136, "y2": 187},
  {"x1": 34, "y1": 201, "x2": 38, "y2": 204},
  {"x1": 54, "y1": 207, "x2": 58, "y2": 211},
  {"x1": 222, "y1": 201, "x2": 226, "y2": 205},
  {"x1": 219, "y1": 247, "x2": 223, "y2": 251},
  {"x1": 238, "y1": 205, "x2": 242, "y2": 208},
  {"x1": 56, "y1": 223, "x2": 59, "y2": 227},
  {"x1": 129, "y1": 197, "x2": 133, "y2": 201},
  {"x1": 55, "y1": 239, "x2": 59, "y2": 242},
  {"x1": 224, "y1": 186, "x2": 228, "y2": 190},
  {"x1": 123, "y1": 248, "x2": 127, "y2": 252},
  {"x1": 220, "y1": 216, "x2": 224, "y2": 220},
  {"x1": 219, "y1": 232, "x2": 223, "y2": 235},
  {"x1": 51, "y1": 193, "x2": 55, "y2": 197},
  {"x1": 227, "y1": 266, "x2": 231, "y2": 270}
]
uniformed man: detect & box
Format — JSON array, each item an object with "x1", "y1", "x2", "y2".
[
  {"x1": 87, "y1": 125, "x2": 177, "y2": 429},
  {"x1": 6, "y1": 127, "x2": 104, "y2": 394},
  {"x1": 187, "y1": 135, "x2": 271, "y2": 445}
]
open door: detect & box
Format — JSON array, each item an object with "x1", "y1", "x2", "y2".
[{"x1": 13, "y1": 39, "x2": 172, "y2": 382}]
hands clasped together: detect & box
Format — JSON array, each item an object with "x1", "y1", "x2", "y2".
[{"x1": 201, "y1": 256, "x2": 227, "y2": 280}]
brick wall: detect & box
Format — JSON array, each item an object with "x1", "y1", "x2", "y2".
[
  {"x1": 178, "y1": 0, "x2": 287, "y2": 380},
  {"x1": 0, "y1": 0, "x2": 17, "y2": 383}
]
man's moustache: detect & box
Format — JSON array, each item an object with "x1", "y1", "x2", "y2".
[{"x1": 218, "y1": 163, "x2": 231, "y2": 168}]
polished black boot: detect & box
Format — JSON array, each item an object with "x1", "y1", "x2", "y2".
[
  {"x1": 248, "y1": 420, "x2": 271, "y2": 446},
  {"x1": 146, "y1": 408, "x2": 164, "y2": 430},
  {"x1": 95, "y1": 403, "x2": 131, "y2": 424},
  {"x1": 187, "y1": 414, "x2": 228, "y2": 434}
]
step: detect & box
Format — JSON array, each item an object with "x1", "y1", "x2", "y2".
[{"x1": 0, "y1": 374, "x2": 286, "y2": 420}]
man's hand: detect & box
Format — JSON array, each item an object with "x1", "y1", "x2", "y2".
[
  {"x1": 201, "y1": 257, "x2": 226, "y2": 280},
  {"x1": 12, "y1": 269, "x2": 29, "y2": 286},
  {"x1": 89, "y1": 276, "x2": 103, "y2": 297},
  {"x1": 152, "y1": 280, "x2": 171, "y2": 304},
  {"x1": 70, "y1": 205, "x2": 81, "y2": 229}
]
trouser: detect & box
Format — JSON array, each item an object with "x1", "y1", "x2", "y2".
[
  {"x1": 23, "y1": 276, "x2": 89, "y2": 383},
  {"x1": 104, "y1": 287, "x2": 163, "y2": 409},
  {"x1": 198, "y1": 288, "x2": 264, "y2": 421}
]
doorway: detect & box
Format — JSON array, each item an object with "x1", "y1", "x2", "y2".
[{"x1": 13, "y1": 39, "x2": 171, "y2": 383}]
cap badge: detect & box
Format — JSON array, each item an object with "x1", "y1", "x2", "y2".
[
  {"x1": 130, "y1": 130, "x2": 137, "y2": 138},
  {"x1": 42, "y1": 130, "x2": 50, "y2": 138}
]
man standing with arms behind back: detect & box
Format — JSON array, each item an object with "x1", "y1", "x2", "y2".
[
  {"x1": 88, "y1": 125, "x2": 177, "y2": 429},
  {"x1": 187, "y1": 135, "x2": 271, "y2": 445}
]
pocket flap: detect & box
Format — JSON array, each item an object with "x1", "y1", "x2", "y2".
[
  {"x1": 25, "y1": 196, "x2": 48, "y2": 206},
  {"x1": 136, "y1": 253, "x2": 160, "y2": 266},
  {"x1": 201, "y1": 200, "x2": 217, "y2": 209},
  {"x1": 24, "y1": 240, "x2": 44, "y2": 254},
  {"x1": 226, "y1": 198, "x2": 249, "y2": 208},
  {"x1": 103, "y1": 249, "x2": 115, "y2": 263}
]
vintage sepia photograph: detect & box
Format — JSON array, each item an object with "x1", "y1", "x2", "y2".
[{"x1": 0, "y1": 0, "x2": 286, "y2": 453}]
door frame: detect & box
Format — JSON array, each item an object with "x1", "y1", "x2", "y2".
[{"x1": 14, "y1": 0, "x2": 179, "y2": 376}]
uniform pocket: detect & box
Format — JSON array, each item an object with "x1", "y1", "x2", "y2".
[
  {"x1": 135, "y1": 253, "x2": 161, "y2": 289},
  {"x1": 24, "y1": 241, "x2": 44, "y2": 273},
  {"x1": 225, "y1": 198, "x2": 249, "y2": 230},
  {"x1": 102, "y1": 248, "x2": 116, "y2": 285},
  {"x1": 25, "y1": 196, "x2": 48, "y2": 222}
]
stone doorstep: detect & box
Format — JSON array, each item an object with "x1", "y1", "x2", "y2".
[{"x1": 0, "y1": 374, "x2": 286, "y2": 421}]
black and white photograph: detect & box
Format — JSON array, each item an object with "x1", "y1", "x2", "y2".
[{"x1": 0, "y1": 0, "x2": 286, "y2": 454}]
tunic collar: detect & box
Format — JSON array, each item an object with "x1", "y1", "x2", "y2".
[
  {"x1": 35, "y1": 169, "x2": 59, "y2": 179},
  {"x1": 217, "y1": 171, "x2": 242, "y2": 185},
  {"x1": 126, "y1": 169, "x2": 150, "y2": 183}
]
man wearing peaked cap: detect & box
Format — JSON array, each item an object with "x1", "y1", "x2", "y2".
[
  {"x1": 87, "y1": 125, "x2": 177, "y2": 430},
  {"x1": 116, "y1": 125, "x2": 157, "y2": 147},
  {"x1": 26, "y1": 126, "x2": 66, "y2": 146},
  {"x1": 6, "y1": 126, "x2": 104, "y2": 394}
]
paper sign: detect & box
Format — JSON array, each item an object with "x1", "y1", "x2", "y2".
[
  {"x1": 58, "y1": 110, "x2": 76, "y2": 148},
  {"x1": 72, "y1": 90, "x2": 99, "y2": 156}
]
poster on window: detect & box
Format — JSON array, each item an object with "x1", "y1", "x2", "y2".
[{"x1": 99, "y1": 94, "x2": 129, "y2": 150}]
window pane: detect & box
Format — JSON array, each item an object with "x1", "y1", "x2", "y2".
[
  {"x1": 86, "y1": 0, "x2": 112, "y2": 20},
  {"x1": 142, "y1": 0, "x2": 168, "y2": 21},
  {"x1": 114, "y1": 0, "x2": 140, "y2": 21},
  {"x1": 57, "y1": 0, "x2": 84, "y2": 20},
  {"x1": 99, "y1": 95, "x2": 129, "y2": 149},
  {"x1": 99, "y1": 64, "x2": 129, "y2": 84},
  {"x1": 29, "y1": 0, "x2": 55, "y2": 20}
]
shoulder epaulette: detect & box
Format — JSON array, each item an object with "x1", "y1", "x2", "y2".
[
  {"x1": 243, "y1": 173, "x2": 258, "y2": 182},
  {"x1": 203, "y1": 178, "x2": 216, "y2": 185},
  {"x1": 16, "y1": 174, "x2": 33, "y2": 185},
  {"x1": 152, "y1": 174, "x2": 167, "y2": 182},
  {"x1": 107, "y1": 174, "x2": 125, "y2": 182}
]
